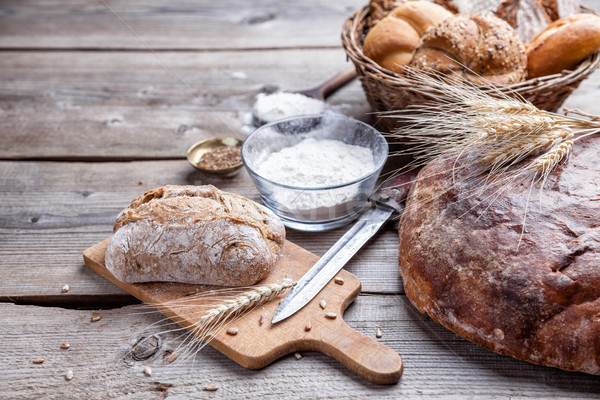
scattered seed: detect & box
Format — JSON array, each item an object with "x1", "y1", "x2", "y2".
[
  {"x1": 325, "y1": 312, "x2": 337, "y2": 319},
  {"x1": 61, "y1": 284, "x2": 70, "y2": 293},
  {"x1": 143, "y1": 366, "x2": 152, "y2": 376},
  {"x1": 319, "y1": 300, "x2": 327, "y2": 310},
  {"x1": 294, "y1": 352, "x2": 302, "y2": 360},
  {"x1": 138, "y1": 180, "x2": 144, "y2": 185},
  {"x1": 60, "y1": 343, "x2": 70, "y2": 350},
  {"x1": 90, "y1": 315, "x2": 101, "y2": 323},
  {"x1": 304, "y1": 322, "x2": 312, "y2": 332},
  {"x1": 226, "y1": 327, "x2": 238, "y2": 336},
  {"x1": 376, "y1": 328, "x2": 383, "y2": 338},
  {"x1": 203, "y1": 385, "x2": 218, "y2": 391},
  {"x1": 167, "y1": 353, "x2": 178, "y2": 364},
  {"x1": 334, "y1": 277, "x2": 344, "y2": 285},
  {"x1": 259, "y1": 315, "x2": 264, "y2": 326},
  {"x1": 65, "y1": 370, "x2": 73, "y2": 381},
  {"x1": 32, "y1": 358, "x2": 44, "y2": 364},
  {"x1": 156, "y1": 383, "x2": 172, "y2": 392}
]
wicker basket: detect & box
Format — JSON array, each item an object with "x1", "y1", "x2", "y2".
[{"x1": 342, "y1": 5, "x2": 600, "y2": 133}]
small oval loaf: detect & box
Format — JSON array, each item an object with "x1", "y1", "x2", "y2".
[
  {"x1": 105, "y1": 185, "x2": 285, "y2": 286},
  {"x1": 526, "y1": 13, "x2": 600, "y2": 78},
  {"x1": 363, "y1": 1, "x2": 453, "y2": 73},
  {"x1": 410, "y1": 13, "x2": 527, "y2": 84}
]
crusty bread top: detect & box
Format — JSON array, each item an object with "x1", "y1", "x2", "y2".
[
  {"x1": 526, "y1": 13, "x2": 600, "y2": 78},
  {"x1": 363, "y1": 1, "x2": 453, "y2": 73},
  {"x1": 410, "y1": 13, "x2": 527, "y2": 84},
  {"x1": 391, "y1": 1, "x2": 455, "y2": 36},
  {"x1": 114, "y1": 185, "x2": 285, "y2": 252}
]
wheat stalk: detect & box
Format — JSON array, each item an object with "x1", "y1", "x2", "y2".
[
  {"x1": 130, "y1": 280, "x2": 295, "y2": 362},
  {"x1": 388, "y1": 69, "x2": 599, "y2": 185}
]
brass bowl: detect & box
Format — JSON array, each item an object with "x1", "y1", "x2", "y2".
[{"x1": 186, "y1": 137, "x2": 244, "y2": 176}]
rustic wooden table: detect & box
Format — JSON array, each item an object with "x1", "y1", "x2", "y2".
[{"x1": 2, "y1": 1, "x2": 600, "y2": 398}]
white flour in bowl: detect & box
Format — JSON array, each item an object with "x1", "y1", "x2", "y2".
[
  {"x1": 253, "y1": 92, "x2": 326, "y2": 124},
  {"x1": 255, "y1": 138, "x2": 375, "y2": 218}
]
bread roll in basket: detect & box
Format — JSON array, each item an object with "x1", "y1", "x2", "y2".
[{"x1": 341, "y1": 3, "x2": 600, "y2": 133}]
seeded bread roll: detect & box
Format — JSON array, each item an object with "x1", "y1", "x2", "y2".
[
  {"x1": 399, "y1": 136, "x2": 600, "y2": 375},
  {"x1": 434, "y1": 0, "x2": 552, "y2": 44},
  {"x1": 526, "y1": 13, "x2": 600, "y2": 78},
  {"x1": 105, "y1": 185, "x2": 285, "y2": 286},
  {"x1": 363, "y1": 1, "x2": 453, "y2": 73},
  {"x1": 410, "y1": 13, "x2": 527, "y2": 84}
]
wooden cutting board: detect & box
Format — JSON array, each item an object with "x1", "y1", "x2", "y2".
[{"x1": 83, "y1": 238, "x2": 403, "y2": 385}]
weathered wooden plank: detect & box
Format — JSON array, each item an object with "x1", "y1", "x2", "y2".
[
  {"x1": 2, "y1": 0, "x2": 599, "y2": 51},
  {"x1": 0, "y1": 49, "x2": 369, "y2": 159},
  {"x1": 2, "y1": 297, "x2": 598, "y2": 399},
  {"x1": 0, "y1": 160, "x2": 401, "y2": 299},
  {"x1": 2, "y1": 48, "x2": 600, "y2": 160},
  {"x1": 0, "y1": 0, "x2": 364, "y2": 50}
]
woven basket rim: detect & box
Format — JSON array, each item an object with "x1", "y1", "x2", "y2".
[{"x1": 341, "y1": 5, "x2": 600, "y2": 94}]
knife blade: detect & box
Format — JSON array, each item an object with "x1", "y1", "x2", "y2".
[{"x1": 271, "y1": 173, "x2": 412, "y2": 324}]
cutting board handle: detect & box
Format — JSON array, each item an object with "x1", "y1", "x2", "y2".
[{"x1": 314, "y1": 319, "x2": 403, "y2": 385}]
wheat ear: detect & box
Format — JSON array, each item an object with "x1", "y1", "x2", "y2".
[
  {"x1": 388, "y1": 69, "x2": 599, "y2": 183},
  {"x1": 131, "y1": 280, "x2": 295, "y2": 362}
]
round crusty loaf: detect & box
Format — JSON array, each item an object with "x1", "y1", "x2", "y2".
[
  {"x1": 398, "y1": 137, "x2": 600, "y2": 374},
  {"x1": 363, "y1": 1, "x2": 453, "y2": 74},
  {"x1": 526, "y1": 13, "x2": 600, "y2": 78},
  {"x1": 105, "y1": 185, "x2": 285, "y2": 286},
  {"x1": 410, "y1": 13, "x2": 527, "y2": 84}
]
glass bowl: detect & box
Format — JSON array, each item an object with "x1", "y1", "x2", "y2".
[{"x1": 241, "y1": 113, "x2": 388, "y2": 231}]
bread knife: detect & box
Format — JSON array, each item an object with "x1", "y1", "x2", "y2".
[{"x1": 271, "y1": 173, "x2": 412, "y2": 324}]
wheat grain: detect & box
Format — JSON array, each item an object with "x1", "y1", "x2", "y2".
[
  {"x1": 325, "y1": 312, "x2": 337, "y2": 319},
  {"x1": 226, "y1": 327, "x2": 238, "y2": 336},
  {"x1": 65, "y1": 370, "x2": 74, "y2": 381}
]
